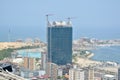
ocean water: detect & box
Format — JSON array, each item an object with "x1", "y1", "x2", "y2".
[{"x1": 91, "y1": 46, "x2": 120, "y2": 64}]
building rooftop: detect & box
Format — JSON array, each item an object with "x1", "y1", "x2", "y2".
[{"x1": 48, "y1": 21, "x2": 72, "y2": 27}]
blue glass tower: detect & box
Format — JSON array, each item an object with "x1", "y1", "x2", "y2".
[{"x1": 47, "y1": 21, "x2": 72, "y2": 65}]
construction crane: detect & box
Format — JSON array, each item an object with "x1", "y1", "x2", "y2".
[
  {"x1": 46, "y1": 14, "x2": 54, "y2": 27},
  {"x1": 66, "y1": 17, "x2": 76, "y2": 21},
  {"x1": 46, "y1": 14, "x2": 54, "y2": 80},
  {"x1": 46, "y1": 14, "x2": 54, "y2": 63},
  {"x1": 66, "y1": 17, "x2": 76, "y2": 26}
]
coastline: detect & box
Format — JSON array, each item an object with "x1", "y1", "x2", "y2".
[
  {"x1": 73, "y1": 53, "x2": 118, "y2": 72},
  {"x1": 73, "y1": 45, "x2": 120, "y2": 69},
  {"x1": 75, "y1": 57, "x2": 102, "y2": 67}
]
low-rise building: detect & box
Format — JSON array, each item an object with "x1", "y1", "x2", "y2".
[
  {"x1": 46, "y1": 62, "x2": 58, "y2": 80},
  {"x1": 69, "y1": 68, "x2": 84, "y2": 80}
]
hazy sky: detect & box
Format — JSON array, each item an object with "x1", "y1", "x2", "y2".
[{"x1": 0, "y1": 0, "x2": 120, "y2": 41}]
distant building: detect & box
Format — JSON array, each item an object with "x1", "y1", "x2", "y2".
[
  {"x1": 46, "y1": 62, "x2": 58, "y2": 80},
  {"x1": 94, "y1": 72, "x2": 102, "y2": 80},
  {"x1": 118, "y1": 68, "x2": 120, "y2": 80},
  {"x1": 88, "y1": 68, "x2": 94, "y2": 80},
  {"x1": 16, "y1": 39, "x2": 23, "y2": 42},
  {"x1": 57, "y1": 68, "x2": 63, "y2": 77},
  {"x1": 34, "y1": 38, "x2": 40, "y2": 43},
  {"x1": 47, "y1": 21, "x2": 72, "y2": 65},
  {"x1": 69, "y1": 68, "x2": 84, "y2": 80},
  {"x1": 83, "y1": 68, "x2": 89, "y2": 80},
  {"x1": 17, "y1": 50, "x2": 42, "y2": 70},
  {"x1": 23, "y1": 57, "x2": 35, "y2": 70},
  {"x1": 63, "y1": 64, "x2": 73, "y2": 75},
  {"x1": 41, "y1": 52, "x2": 47, "y2": 70}
]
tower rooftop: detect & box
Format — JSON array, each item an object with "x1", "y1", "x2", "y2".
[{"x1": 48, "y1": 21, "x2": 72, "y2": 27}]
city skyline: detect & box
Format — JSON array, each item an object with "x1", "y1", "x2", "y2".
[
  {"x1": 0, "y1": 1, "x2": 120, "y2": 79},
  {"x1": 0, "y1": 0, "x2": 120, "y2": 41}
]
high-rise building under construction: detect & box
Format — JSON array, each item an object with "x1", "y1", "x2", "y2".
[{"x1": 47, "y1": 21, "x2": 72, "y2": 65}]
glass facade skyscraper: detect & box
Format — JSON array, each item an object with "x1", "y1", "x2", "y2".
[{"x1": 47, "y1": 21, "x2": 72, "y2": 65}]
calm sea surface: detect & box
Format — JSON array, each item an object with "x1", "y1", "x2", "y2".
[{"x1": 91, "y1": 46, "x2": 120, "y2": 64}]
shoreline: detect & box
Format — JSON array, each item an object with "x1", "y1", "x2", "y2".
[
  {"x1": 74, "y1": 57, "x2": 102, "y2": 67},
  {"x1": 73, "y1": 46, "x2": 120, "y2": 68},
  {"x1": 74, "y1": 55, "x2": 119, "y2": 72}
]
